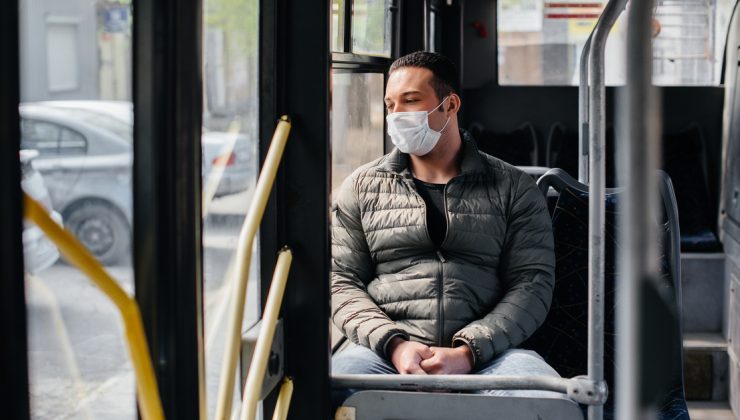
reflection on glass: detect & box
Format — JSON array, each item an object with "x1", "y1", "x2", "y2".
[
  {"x1": 497, "y1": 0, "x2": 733, "y2": 86},
  {"x1": 202, "y1": 0, "x2": 260, "y2": 418},
  {"x1": 497, "y1": 1, "x2": 626, "y2": 85},
  {"x1": 352, "y1": 0, "x2": 391, "y2": 57},
  {"x1": 331, "y1": 72, "x2": 386, "y2": 192},
  {"x1": 21, "y1": 0, "x2": 135, "y2": 418},
  {"x1": 332, "y1": 0, "x2": 346, "y2": 52}
]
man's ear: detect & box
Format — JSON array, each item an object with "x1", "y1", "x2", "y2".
[{"x1": 446, "y1": 94, "x2": 461, "y2": 115}]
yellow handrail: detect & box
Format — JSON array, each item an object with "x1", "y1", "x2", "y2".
[
  {"x1": 271, "y1": 378, "x2": 294, "y2": 420},
  {"x1": 215, "y1": 116, "x2": 292, "y2": 420},
  {"x1": 240, "y1": 249, "x2": 292, "y2": 420},
  {"x1": 22, "y1": 192, "x2": 164, "y2": 420}
]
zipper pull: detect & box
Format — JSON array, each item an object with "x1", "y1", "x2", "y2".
[{"x1": 436, "y1": 250, "x2": 447, "y2": 263}]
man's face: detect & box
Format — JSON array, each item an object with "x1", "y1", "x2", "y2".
[{"x1": 384, "y1": 67, "x2": 445, "y2": 115}]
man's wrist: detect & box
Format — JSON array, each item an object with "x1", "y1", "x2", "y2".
[
  {"x1": 454, "y1": 342, "x2": 474, "y2": 369},
  {"x1": 387, "y1": 336, "x2": 407, "y2": 357}
]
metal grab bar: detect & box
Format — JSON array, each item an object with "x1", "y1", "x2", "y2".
[
  {"x1": 586, "y1": 2, "x2": 627, "y2": 420},
  {"x1": 272, "y1": 378, "x2": 294, "y2": 420},
  {"x1": 333, "y1": 374, "x2": 568, "y2": 393},
  {"x1": 240, "y1": 249, "x2": 293, "y2": 420},
  {"x1": 579, "y1": 33, "x2": 593, "y2": 183},
  {"x1": 22, "y1": 193, "x2": 164, "y2": 420},
  {"x1": 332, "y1": 374, "x2": 608, "y2": 406},
  {"x1": 215, "y1": 116, "x2": 292, "y2": 420},
  {"x1": 617, "y1": 1, "x2": 660, "y2": 419}
]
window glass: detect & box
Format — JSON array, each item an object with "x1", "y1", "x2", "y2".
[
  {"x1": 331, "y1": 72, "x2": 386, "y2": 192},
  {"x1": 202, "y1": 0, "x2": 260, "y2": 418},
  {"x1": 352, "y1": 0, "x2": 392, "y2": 57},
  {"x1": 497, "y1": 0, "x2": 735, "y2": 86},
  {"x1": 59, "y1": 129, "x2": 87, "y2": 155},
  {"x1": 52, "y1": 107, "x2": 133, "y2": 143},
  {"x1": 332, "y1": 0, "x2": 346, "y2": 52},
  {"x1": 21, "y1": 120, "x2": 61, "y2": 155},
  {"x1": 46, "y1": 21, "x2": 79, "y2": 92},
  {"x1": 21, "y1": 1, "x2": 135, "y2": 419}
]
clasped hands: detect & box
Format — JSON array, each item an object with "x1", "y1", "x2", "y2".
[{"x1": 387, "y1": 336, "x2": 474, "y2": 375}]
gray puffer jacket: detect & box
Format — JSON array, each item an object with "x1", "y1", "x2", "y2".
[{"x1": 331, "y1": 131, "x2": 555, "y2": 368}]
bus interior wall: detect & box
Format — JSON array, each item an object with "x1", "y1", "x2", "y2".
[{"x1": 436, "y1": 1, "x2": 726, "y2": 244}]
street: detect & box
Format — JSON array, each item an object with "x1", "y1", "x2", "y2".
[{"x1": 25, "y1": 190, "x2": 260, "y2": 420}]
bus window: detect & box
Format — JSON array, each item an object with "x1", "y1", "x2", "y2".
[
  {"x1": 352, "y1": 0, "x2": 393, "y2": 57},
  {"x1": 201, "y1": 0, "x2": 260, "y2": 417},
  {"x1": 331, "y1": 72, "x2": 386, "y2": 191},
  {"x1": 20, "y1": 1, "x2": 135, "y2": 419},
  {"x1": 332, "y1": 0, "x2": 346, "y2": 52},
  {"x1": 497, "y1": 0, "x2": 735, "y2": 86}
]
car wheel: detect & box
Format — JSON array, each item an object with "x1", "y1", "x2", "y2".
[{"x1": 64, "y1": 201, "x2": 130, "y2": 266}]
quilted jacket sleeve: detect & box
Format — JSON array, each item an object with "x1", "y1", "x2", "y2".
[
  {"x1": 452, "y1": 171, "x2": 555, "y2": 368},
  {"x1": 331, "y1": 175, "x2": 409, "y2": 357}
]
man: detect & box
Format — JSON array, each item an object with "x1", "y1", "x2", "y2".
[{"x1": 331, "y1": 51, "x2": 558, "y2": 400}]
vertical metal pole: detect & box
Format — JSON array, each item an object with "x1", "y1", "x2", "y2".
[
  {"x1": 617, "y1": 1, "x2": 660, "y2": 419},
  {"x1": 579, "y1": 34, "x2": 592, "y2": 183},
  {"x1": 587, "y1": 1, "x2": 627, "y2": 419}
]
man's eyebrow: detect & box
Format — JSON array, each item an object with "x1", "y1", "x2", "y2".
[{"x1": 384, "y1": 90, "x2": 422, "y2": 102}]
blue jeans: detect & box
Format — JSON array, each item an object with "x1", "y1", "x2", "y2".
[{"x1": 332, "y1": 343, "x2": 566, "y2": 408}]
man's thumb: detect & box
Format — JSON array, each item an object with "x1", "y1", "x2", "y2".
[{"x1": 419, "y1": 346, "x2": 434, "y2": 359}]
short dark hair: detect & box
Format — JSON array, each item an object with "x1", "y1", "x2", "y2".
[{"x1": 389, "y1": 51, "x2": 460, "y2": 102}]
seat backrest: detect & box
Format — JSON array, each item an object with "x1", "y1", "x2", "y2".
[
  {"x1": 545, "y1": 122, "x2": 576, "y2": 176},
  {"x1": 523, "y1": 168, "x2": 688, "y2": 419},
  {"x1": 470, "y1": 122, "x2": 539, "y2": 166},
  {"x1": 662, "y1": 123, "x2": 720, "y2": 251}
]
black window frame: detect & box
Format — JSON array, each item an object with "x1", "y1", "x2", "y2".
[
  {"x1": 0, "y1": 0, "x2": 30, "y2": 418},
  {"x1": 133, "y1": 0, "x2": 205, "y2": 418},
  {"x1": 331, "y1": 0, "x2": 400, "y2": 155}
]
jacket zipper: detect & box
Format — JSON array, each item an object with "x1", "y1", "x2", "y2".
[
  {"x1": 403, "y1": 174, "x2": 459, "y2": 346},
  {"x1": 436, "y1": 249, "x2": 446, "y2": 346},
  {"x1": 437, "y1": 181, "x2": 454, "y2": 346}
]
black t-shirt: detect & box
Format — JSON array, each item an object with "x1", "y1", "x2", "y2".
[{"x1": 413, "y1": 178, "x2": 447, "y2": 247}]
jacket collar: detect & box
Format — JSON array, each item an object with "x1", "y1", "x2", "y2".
[{"x1": 380, "y1": 129, "x2": 487, "y2": 177}]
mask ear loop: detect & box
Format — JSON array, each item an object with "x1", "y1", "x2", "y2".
[
  {"x1": 429, "y1": 96, "x2": 451, "y2": 134},
  {"x1": 428, "y1": 96, "x2": 451, "y2": 115},
  {"x1": 437, "y1": 116, "x2": 451, "y2": 134}
]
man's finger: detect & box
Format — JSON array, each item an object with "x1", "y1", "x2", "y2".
[
  {"x1": 419, "y1": 346, "x2": 435, "y2": 359},
  {"x1": 408, "y1": 364, "x2": 427, "y2": 375},
  {"x1": 419, "y1": 358, "x2": 437, "y2": 371}
]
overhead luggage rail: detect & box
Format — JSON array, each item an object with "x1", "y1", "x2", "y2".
[
  {"x1": 215, "y1": 116, "x2": 292, "y2": 420},
  {"x1": 22, "y1": 193, "x2": 164, "y2": 420}
]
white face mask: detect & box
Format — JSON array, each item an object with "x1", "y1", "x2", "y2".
[{"x1": 386, "y1": 97, "x2": 451, "y2": 156}]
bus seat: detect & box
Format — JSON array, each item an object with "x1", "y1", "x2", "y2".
[
  {"x1": 469, "y1": 121, "x2": 539, "y2": 166},
  {"x1": 524, "y1": 168, "x2": 689, "y2": 420},
  {"x1": 546, "y1": 122, "x2": 577, "y2": 177},
  {"x1": 662, "y1": 123, "x2": 721, "y2": 252},
  {"x1": 337, "y1": 390, "x2": 584, "y2": 420},
  {"x1": 545, "y1": 122, "x2": 619, "y2": 188},
  {"x1": 546, "y1": 120, "x2": 721, "y2": 252}
]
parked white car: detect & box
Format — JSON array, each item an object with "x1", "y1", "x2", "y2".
[
  {"x1": 19, "y1": 101, "x2": 253, "y2": 265},
  {"x1": 21, "y1": 149, "x2": 61, "y2": 274}
]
